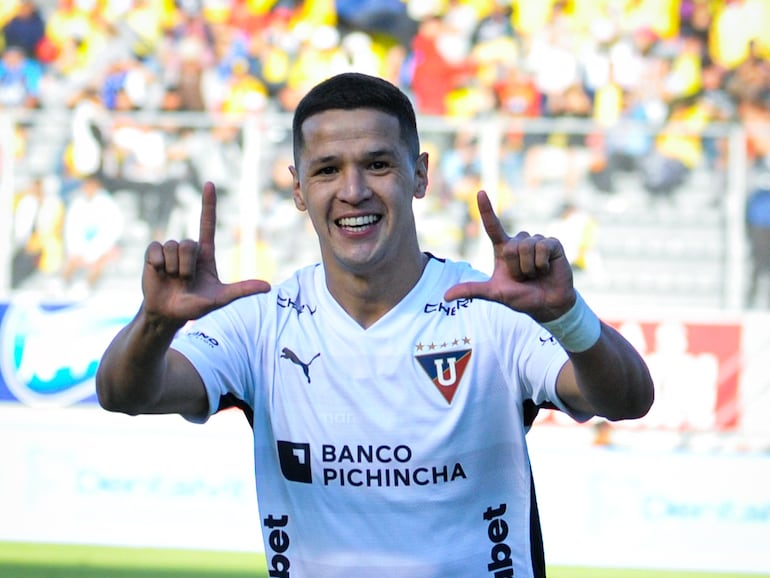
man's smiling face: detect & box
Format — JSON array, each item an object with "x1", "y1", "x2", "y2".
[{"x1": 290, "y1": 108, "x2": 428, "y2": 279}]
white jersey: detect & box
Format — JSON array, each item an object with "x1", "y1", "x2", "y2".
[{"x1": 172, "y1": 255, "x2": 581, "y2": 578}]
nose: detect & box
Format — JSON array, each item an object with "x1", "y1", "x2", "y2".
[{"x1": 337, "y1": 167, "x2": 372, "y2": 204}]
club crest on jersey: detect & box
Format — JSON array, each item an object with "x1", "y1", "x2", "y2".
[{"x1": 415, "y1": 339, "x2": 472, "y2": 404}]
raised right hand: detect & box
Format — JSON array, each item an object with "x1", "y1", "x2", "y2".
[
  {"x1": 142, "y1": 181, "x2": 271, "y2": 325},
  {"x1": 444, "y1": 190, "x2": 575, "y2": 323}
]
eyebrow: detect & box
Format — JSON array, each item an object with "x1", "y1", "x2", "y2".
[{"x1": 307, "y1": 148, "x2": 396, "y2": 167}]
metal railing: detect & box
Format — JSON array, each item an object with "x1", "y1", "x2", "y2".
[{"x1": 0, "y1": 109, "x2": 759, "y2": 311}]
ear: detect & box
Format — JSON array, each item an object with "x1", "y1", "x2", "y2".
[
  {"x1": 413, "y1": 152, "x2": 429, "y2": 199},
  {"x1": 289, "y1": 166, "x2": 307, "y2": 211}
]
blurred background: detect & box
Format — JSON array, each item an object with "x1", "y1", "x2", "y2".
[{"x1": 0, "y1": 0, "x2": 769, "y2": 574}]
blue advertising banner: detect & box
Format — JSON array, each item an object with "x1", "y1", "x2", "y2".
[{"x1": 0, "y1": 296, "x2": 139, "y2": 407}]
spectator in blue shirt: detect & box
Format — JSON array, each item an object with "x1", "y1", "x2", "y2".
[{"x1": 0, "y1": 45, "x2": 42, "y2": 108}]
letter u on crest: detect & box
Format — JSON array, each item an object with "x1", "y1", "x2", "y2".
[{"x1": 434, "y1": 357, "x2": 458, "y2": 386}]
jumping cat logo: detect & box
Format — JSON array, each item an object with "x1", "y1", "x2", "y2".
[
  {"x1": 415, "y1": 339, "x2": 472, "y2": 404},
  {"x1": 280, "y1": 347, "x2": 321, "y2": 383}
]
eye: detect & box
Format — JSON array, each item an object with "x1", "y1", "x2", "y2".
[
  {"x1": 317, "y1": 166, "x2": 337, "y2": 176},
  {"x1": 369, "y1": 160, "x2": 388, "y2": 171}
]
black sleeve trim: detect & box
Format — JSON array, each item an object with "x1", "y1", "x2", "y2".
[
  {"x1": 523, "y1": 399, "x2": 558, "y2": 428},
  {"x1": 218, "y1": 393, "x2": 254, "y2": 429}
]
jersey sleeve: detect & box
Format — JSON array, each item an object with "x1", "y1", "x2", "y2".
[
  {"x1": 171, "y1": 298, "x2": 262, "y2": 423},
  {"x1": 484, "y1": 302, "x2": 592, "y2": 423}
]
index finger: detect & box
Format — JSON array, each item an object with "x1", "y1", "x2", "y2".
[
  {"x1": 476, "y1": 190, "x2": 509, "y2": 247},
  {"x1": 198, "y1": 181, "x2": 217, "y2": 257}
]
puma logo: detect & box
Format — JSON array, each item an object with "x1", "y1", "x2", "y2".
[{"x1": 281, "y1": 347, "x2": 321, "y2": 383}]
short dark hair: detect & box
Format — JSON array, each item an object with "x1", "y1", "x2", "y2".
[{"x1": 292, "y1": 72, "x2": 420, "y2": 166}]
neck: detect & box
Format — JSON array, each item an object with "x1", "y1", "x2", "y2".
[{"x1": 326, "y1": 251, "x2": 429, "y2": 329}]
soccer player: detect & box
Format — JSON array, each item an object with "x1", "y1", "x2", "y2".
[{"x1": 96, "y1": 72, "x2": 654, "y2": 577}]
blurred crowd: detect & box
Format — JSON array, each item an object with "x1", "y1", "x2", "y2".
[
  {"x1": 2, "y1": 0, "x2": 769, "y2": 119},
  {"x1": 4, "y1": 0, "x2": 770, "y2": 300}
]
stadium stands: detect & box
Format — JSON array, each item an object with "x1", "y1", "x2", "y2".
[{"x1": 2, "y1": 0, "x2": 768, "y2": 311}]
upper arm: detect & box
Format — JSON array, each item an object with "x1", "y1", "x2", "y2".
[
  {"x1": 553, "y1": 323, "x2": 654, "y2": 421},
  {"x1": 96, "y1": 344, "x2": 209, "y2": 419},
  {"x1": 151, "y1": 348, "x2": 210, "y2": 418}
]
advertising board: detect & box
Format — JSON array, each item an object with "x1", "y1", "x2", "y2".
[{"x1": 1, "y1": 296, "x2": 769, "y2": 571}]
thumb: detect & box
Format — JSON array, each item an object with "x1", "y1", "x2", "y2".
[
  {"x1": 219, "y1": 278, "x2": 272, "y2": 305},
  {"x1": 444, "y1": 280, "x2": 494, "y2": 303}
]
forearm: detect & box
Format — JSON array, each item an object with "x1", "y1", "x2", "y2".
[
  {"x1": 95, "y1": 308, "x2": 186, "y2": 415},
  {"x1": 544, "y1": 292, "x2": 654, "y2": 421}
]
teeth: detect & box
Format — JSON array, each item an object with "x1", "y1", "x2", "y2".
[{"x1": 338, "y1": 215, "x2": 379, "y2": 227}]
